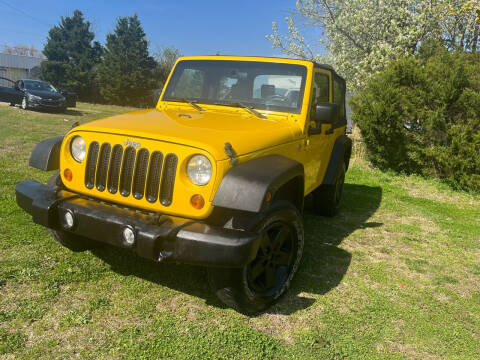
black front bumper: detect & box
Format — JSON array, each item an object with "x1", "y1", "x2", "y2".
[
  {"x1": 15, "y1": 180, "x2": 261, "y2": 267},
  {"x1": 28, "y1": 98, "x2": 66, "y2": 110}
]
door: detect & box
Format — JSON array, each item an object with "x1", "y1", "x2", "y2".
[
  {"x1": 12, "y1": 80, "x2": 25, "y2": 104},
  {"x1": 0, "y1": 77, "x2": 22, "y2": 104},
  {"x1": 0, "y1": 76, "x2": 12, "y2": 102},
  {"x1": 304, "y1": 69, "x2": 336, "y2": 194}
]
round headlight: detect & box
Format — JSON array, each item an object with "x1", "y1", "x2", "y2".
[
  {"x1": 70, "y1": 136, "x2": 86, "y2": 162},
  {"x1": 187, "y1": 155, "x2": 212, "y2": 186}
]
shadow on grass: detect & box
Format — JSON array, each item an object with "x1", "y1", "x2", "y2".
[
  {"x1": 62, "y1": 109, "x2": 84, "y2": 116},
  {"x1": 24, "y1": 108, "x2": 84, "y2": 116},
  {"x1": 91, "y1": 183, "x2": 382, "y2": 315}
]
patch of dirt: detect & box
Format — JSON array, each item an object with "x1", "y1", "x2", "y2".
[
  {"x1": 249, "y1": 307, "x2": 317, "y2": 344},
  {"x1": 386, "y1": 341, "x2": 439, "y2": 360},
  {"x1": 403, "y1": 183, "x2": 480, "y2": 208},
  {"x1": 0, "y1": 143, "x2": 23, "y2": 156}
]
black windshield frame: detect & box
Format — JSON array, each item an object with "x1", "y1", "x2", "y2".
[{"x1": 162, "y1": 60, "x2": 308, "y2": 114}]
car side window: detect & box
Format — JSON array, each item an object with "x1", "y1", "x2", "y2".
[
  {"x1": 313, "y1": 72, "x2": 329, "y2": 104},
  {"x1": 310, "y1": 71, "x2": 330, "y2": 120},
  {"x1": 333, "y1": 78, "x2": 346, "y2": 123}
]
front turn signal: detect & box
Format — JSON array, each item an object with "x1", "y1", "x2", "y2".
[
  {"x1": 190, "y1": 194, "x2": 205, "y2": 209},
  {"x1": 64, "y1": 168, "x2": 73, "y2": 182}
]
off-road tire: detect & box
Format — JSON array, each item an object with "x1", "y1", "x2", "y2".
[
  {"x1": 313, "y1": 162, "x2": 346, "y2": 217},
  {"x1": 47, "y1": 173, "x2": 101, "y2": 252},
  {"x1": 207, "y1": 201, "x2": 304, "y2": 314}
]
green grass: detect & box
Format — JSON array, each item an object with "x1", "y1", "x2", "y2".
[{"x1": 1, "y1": 102, "x2": 479, "y2": 359}]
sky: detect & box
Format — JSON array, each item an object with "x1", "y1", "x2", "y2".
[{"x1": 0, "y1": 0, "x2": 305, "y2": 57}]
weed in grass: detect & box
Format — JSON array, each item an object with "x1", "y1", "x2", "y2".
[
  {"x1": 433, "y1": 275, "x2": 459, "y2": 285},
  {"x1": 0, "y1": 310, "x2": 14, "y2": 323},
  {"x1": 42, "y1": 281, "x2": 61, "y2": 299},
  {"x1": 17, "y1": 299, "x2": 49, "y2": 323},
  {"x1": 61, "y1": 310, "x2": 93, "y2": 327},
  {"x1": 472, "y1": 264, "x2": 480, "y2": 276},
  {"x1": 89, "y1": 297, "x2": 112, "y2": 311},
  {"x1": 0, "y1": 328, "x2": 27, "y2": 354},
  {"x1": 401, "y1": 235, "x2": 421, "y2": 244},
  {"x1": 404, "y1": 258, "x2": 429, "y2": 274}
]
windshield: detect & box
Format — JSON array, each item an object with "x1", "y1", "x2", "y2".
[
  {"x1": 163, "y1": 60, "x2": 308, "y2": 114},
  {"x1": 23, "y1": 80, "x2": 57, "y2": 92}
]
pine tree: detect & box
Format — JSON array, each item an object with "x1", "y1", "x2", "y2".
[
  {"x1": 41, "y1": 10, "x2": 102, "y2": 101},
  {"x1": 97, "y1": 14, "x2": 156, "y2": 106}
]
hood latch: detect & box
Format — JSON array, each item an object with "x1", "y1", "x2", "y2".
[{"x1": 224, "y1": 142, "x2": 238, "y2": 165}]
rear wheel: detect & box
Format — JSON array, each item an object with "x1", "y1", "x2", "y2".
[
  {"x1": 313, "y1": 162, "x2": 346, "y2": 217},
  {"x1": 47, "y1": 173, "x2": 101, "y2": 252},
  {"x1": 207, "y1": 201, "x2": 304, "y2": 314}
]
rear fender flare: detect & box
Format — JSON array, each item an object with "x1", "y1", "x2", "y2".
[{"x1": 322, "y1": 135, "x2": 352, "y2": 185}]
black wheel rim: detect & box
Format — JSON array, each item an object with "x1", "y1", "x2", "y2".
[{"x1": 246, "y1": 221, "x2": 296, "y2": 297}]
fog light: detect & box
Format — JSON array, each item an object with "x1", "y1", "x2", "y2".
[
  {"x1": 63, "y1": 210, "x2": 75, "y2": 229},
  {"x1": 190, "y1": 194, "x2": 205, "y2": 209},
  {"x1": 123, "y1": 227, "x2": 135, "y2": 245},
  {"x1": 64, "y1": 168, "x2": 73, "y2": 182}
]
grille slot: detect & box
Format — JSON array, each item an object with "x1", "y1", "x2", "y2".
[
  {"x1": 132, "y1": 149, "x2": 149, "y2": 200},
  {"x1": 119, "y1": 146, "x2": 136, "y2": 197},
  {"x1": 145, "y1": 151, "x2": 163, "y2": 203},
  {"x1": 85, "y1": 142, "x2": 99, "y2": 189},
  {"x1": 159, "y1": 154, "x2": 178, "y2": 206},
  {"x1": 107, "y1": 145, "x2": 123, "y2": 194},
  {"x1": 95, "y1": 143, "x2": 111, "y2": 192}
]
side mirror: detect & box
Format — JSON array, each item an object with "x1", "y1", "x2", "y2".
[
  {"x1": 309, "y1": 102, "x2": 338, "y2": 135},
  {"x1": 153, "y1": 88, "x2": 162, "y2": 106}
]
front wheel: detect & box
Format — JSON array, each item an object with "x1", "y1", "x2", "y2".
[{"x1": 207, "y1": 201, "x2": 304, "y2": 314}]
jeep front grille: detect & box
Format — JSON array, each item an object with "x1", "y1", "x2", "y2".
[{"x1": 84, "y1": 142, "x2": 178, "y2": 206}]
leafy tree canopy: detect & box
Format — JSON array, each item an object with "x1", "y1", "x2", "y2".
[
  {"x1": 350, "y1": 45, "x2": 480, "y2": 191},
  {"x1": 97, "y1": 14, "x2": 156, "y2": 106},
  {"x1": 153, "y1": 46, "x2": 181, "y2": 89},
  {"x1": 41, "y1": 10, "x2": 102, "y2": 100}
]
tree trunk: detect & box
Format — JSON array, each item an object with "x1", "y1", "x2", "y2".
[{"x1": 472, "y1": 10, "x2": 480, "y2": 52}]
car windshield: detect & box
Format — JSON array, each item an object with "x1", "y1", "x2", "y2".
[
  {"x1": 23, "y1": 80, "x2": 57, "y2": 92},
  {"x1": 163, "y1": 60, "x2": 308, "y2": 114}
]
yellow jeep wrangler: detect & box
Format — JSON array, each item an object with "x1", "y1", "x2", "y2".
[{"x1": 16, "y1": 56, "x2": 351, "y2": 313}]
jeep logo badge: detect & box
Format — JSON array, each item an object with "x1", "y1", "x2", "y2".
[{"x1": 124, "y1": 139, "x2": 141, "y2": 148}]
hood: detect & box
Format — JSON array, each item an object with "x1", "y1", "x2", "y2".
[
  {"x1": 26, "y1": 89, "x2": 65, "y2": 100},
  {"x1": 76, "y1": 107, "x2": 303, "y2": 160}
]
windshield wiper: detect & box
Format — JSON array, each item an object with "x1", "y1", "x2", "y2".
[
  {"x1": 213, "y1": 101, "x2": 266, "y2": 119},
  {"x1": 168, "y1": 98, "x2": 205, "y2": 112}
]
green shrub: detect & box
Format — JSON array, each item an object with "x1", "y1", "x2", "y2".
[{"x1": 350, "y1": 48, "x2": 480, "y2": 191}]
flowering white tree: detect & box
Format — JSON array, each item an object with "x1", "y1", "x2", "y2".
[
  {"x1": 267, "y1": 0, "x2": 480, "y2": 90},
  {"x1": 441, "y1": 1, "x2": 480, "y2": 51}
]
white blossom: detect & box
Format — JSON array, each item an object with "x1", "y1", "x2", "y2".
[{"x1": 267, "y1": 0, "x2": 480, "y2": 91}]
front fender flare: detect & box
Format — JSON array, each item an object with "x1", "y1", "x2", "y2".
[
  {"x1": 212, "y1": 155, "x2": 304, "y2": 213},
  {"x1": 29, "y1": 136, "x2": 64, "y2": 171}
]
